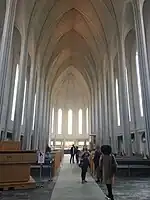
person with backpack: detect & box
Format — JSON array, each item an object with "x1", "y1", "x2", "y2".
[
  {"x1": 93, "y1": 145, "x2": 101, "y2": 182},
  {"x1": 99, "y1": 145, "x2": 117, "y2": 200}
]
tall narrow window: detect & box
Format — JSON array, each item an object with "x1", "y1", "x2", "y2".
[
  {"x1": 11, "y1": 64, "x2": 19, "y2": 121},
  {"x1": 136, "y1": 51, "x2": 144, "y2": 116},
  {"x1": 116, "y1": 79, "x2": 121, "y2": 126},
  {"x1": 68, "y1": 109, "x2": 72, "y2": 135},
  {"x1": 51, "y1": 108, "x2": 54, "y2": 133},
  {"x1": 125, "y1": 68, "x2": 131, "y2": 121},
  {"x1": 86, "y1": 108, "x2": 89, "y2": 133},
  {"x1": 32, "y1": 95, "x2": 36, "y2": 130},
  {"x1": 21, "y1": 80, "x2": 27, "y2": 125},
  {"x1": 78, "y1": 109, "x2": 82, "y2": 134},
  {"x1": 58, "y1": 109, "x2": 62, "y2": 134}
]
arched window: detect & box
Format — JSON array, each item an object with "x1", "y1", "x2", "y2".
[
  {"x1": 116, "y1": 78, "x2": 121, "y2": 126},
  {"x1": 51, "y1": 108, "x2": 54, "y2": 133},
  {"x1": 136, "y1": 51, "x2": 144, "y2": 117},
  {"x1": 32, "y1": 94, "x2": 36, "y2": 130},
  {"x1": 11, "y1": 64, "x2": 19, "y2": 121},
  {"x1": 68, "y1": 109, "x2": 73, "y2": 135},
  {"x1": 21, "y1": 79, "x2": 27, "y2": 125},
  {"x1": 86, "y1": 108, "x2": 89, "y2": 133},
  {"x1": 125, "y1": 67, "x2": 131, "y2": 121},
  {"x1": 58, "y1": 109, "x2": 62, "y2": 134},
  {"x1": 78, "y1": 109, "x2": 82, "y2": 134}
]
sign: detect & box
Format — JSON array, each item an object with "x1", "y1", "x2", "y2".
[{"x1": 38, "y1": 151, "x2": 45, "y2": 164}]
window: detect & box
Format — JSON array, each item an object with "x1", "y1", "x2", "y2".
[
  {"x1": 21, "y1": 79, "x2": 27, "y2": 125},
  {"x1": 58, "y1": 109, "x2": 62, "y2": 134},
  {"x1": 56, "y1": 141, "x2": 61, "y2": 146},
  {"x1": 11, "y1": 64, "x2": 19, "y2": 121},
  {"x1": 78, "y1": 109, "x2": 82, "y2": 134},
  {"x1": 78, "y1": 141, "x2": 84, "y2": 146},
  {"x1": 32, "y1": 94, "x2": 36, "y2": 130},
  {"x1": 86, "y1": 108, "x2": 89, "y2": 133},
  {"x1": 125, "y1": 68, "x2": 131, "y2": 121},
  {"x1": 51, "y1": 108, "x2": 54, "y2": 133},
  {"x1": 136, "y1": 51, "x2": 144, "y2": 117},
  {"x1": 116, "y1": 79, "x2": 121, "y2": 126},
  {"x1": 68, "y1": 109, "x2": 73, "y2": 135}
]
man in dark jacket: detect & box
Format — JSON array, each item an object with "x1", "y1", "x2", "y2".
[
  {"x1": 93, "y1": 145, "x2": 101, "y2": 183},
  {"x1": 75, "y1": 146, "x2": 80, "y2": 164},
  {"x1": 70, "y1": 144, "x2": 75, "y2": 164}
]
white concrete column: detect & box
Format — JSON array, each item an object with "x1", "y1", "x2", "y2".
[
  {"x1": 46, "y1": 92, "x2": 51, "y2": 146},
  {"x1": 42, "y1": 84, "x2": 49, "y2": 150},
  {"x1": 102, "y1": 68, "x2": 109, "y2": 145},
  {"x1": 100, "y1": 80, "x2": 105, "y2": 145},
  {"x1": 97, "y1": 83, "x2": 102, "y2": 147},
  {"x1": 133, "y1": 0, "x2": 150, "y2": 154},
  {"x1": 108, "y1": 58, "x2": 117, "y2": 153},
  {"x1": 0, "y1": 0, "x2": 18, "y2": 120},
  {"x1": 118, "y1": 40, "x2": 132, "y2": 156},
  {"x1": 94, "y1": 83, "x2": 101, "y2": 145},
  {"x1": 24, "y1": 54, "x2": 36, "y2": 149},
  {"x1": 38, "y1": 79, "x2": 45, "y2": 151},
  {"x1": 1, "y1": 49, "x2": 15, "y2": 139},
  {"x1": 32, "y1": 70, "x2": 41, "y2": 149},
  {"x1": 90, "y1": 90, "x2": 95, "y2": 135},
  {"x1": 13, "y1": 35, "x2": 28, "y2": 141}
]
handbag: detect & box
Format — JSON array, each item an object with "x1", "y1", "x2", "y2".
[{"x1": 79, "y1": 158, "x2": 83, "y2": 168}]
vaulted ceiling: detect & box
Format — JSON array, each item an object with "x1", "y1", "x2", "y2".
[{"x1": 15, "y1": 0, "x2": 127, "y2": 104}]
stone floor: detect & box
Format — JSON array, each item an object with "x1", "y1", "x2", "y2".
[
  {"x1": 0, "y1": 155, "x2": 150, "y2": 200},
  {"x1": 99, "y1": 177, "x2": 150, "y2": 200},
  {"x1": 50, "y1": 155, "x2": 106, "y2": 200}
]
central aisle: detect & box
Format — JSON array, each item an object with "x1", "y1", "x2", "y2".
[{"x1": 50, "y1": 155, "x2": 106, "y2": 200}]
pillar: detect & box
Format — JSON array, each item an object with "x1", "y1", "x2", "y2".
[
  {"x1": 13, "y1": 34, "x2": 28, "y2": 141},
  {"x1": 24, "y1": 53, "x2": 36, "y2": 149},
  {"x1": 32, "y1": 69, "x2": 41, "y2": 149},
  {"x1": 0, "y1": 0, "x2": 18, "y2": 121},
  {"x1": 38, "y1": 79, "x2": 46, "y2": 151},
  {"x1": 97, "y1": 81, "x2": 102, "y2": 147},
  {"x1": 102, "y1": 68, "x2": 109, "y2": 144},
  {"x1": 108, "y1": 57, "x2": 117, "y2": 153},
  {"x1": 118, "y1": 40, "x2": 132, "y2": 156},
  {"x1": 133, "y1": 0, "x2": 150, "y2": 154},
  {"x1": 1, "y1": 50, "x2": 16, "y2": 140}
]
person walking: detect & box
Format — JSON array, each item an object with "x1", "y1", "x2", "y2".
[
  {"x1": 93, "y1": 145, "x2": 101, "y2": 182},
  {"x1": 80, "y1": 147, "x2": 90, "y2": 184},
  {"x1": 70, "y1": 144, "x2": 75, "y2": 164},
  {"x1": 99, "y1": 145, "x2": 117, "y2": 200}
]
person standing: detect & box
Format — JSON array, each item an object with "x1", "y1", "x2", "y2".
[
  {"x1": 80, "y1": 147, "x2": 90, "y2": 184},
  {"x1": 70, "y1": 144, "x2": 75, "y2": 164},
  {"x1": 99, "y1": 145, "x2": 117, "y2": 200},
  {"x1": 93, "y1": 145, "x2": 101, "y2": 182},
  {"x1": 75, "y1": 146, "x2": 80, "y2": 164}
]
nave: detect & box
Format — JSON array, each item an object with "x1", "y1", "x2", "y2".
[{"x1": 50, "y1": 155, "x2": 106, "y2": 200}]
